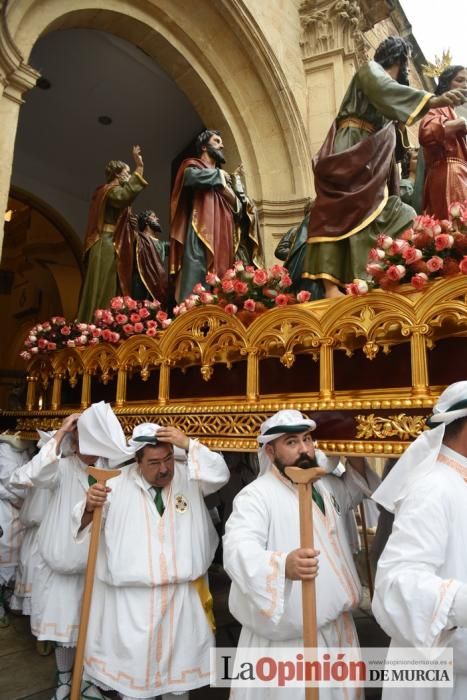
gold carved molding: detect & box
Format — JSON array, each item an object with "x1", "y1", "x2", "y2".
[{"x1": 355, "y1": 413, "x2": 427, "y2": 440}]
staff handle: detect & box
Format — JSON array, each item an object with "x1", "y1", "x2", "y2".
[{"x1": 70, "y1": 466, "x2": 120, "y2": 700}]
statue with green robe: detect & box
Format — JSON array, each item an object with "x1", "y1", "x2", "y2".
[
  {"x1": 302, "y1": 36, "x2": 466, "y2": 299},
  {"x1": 77, "y1": 146, "x2": 147, "y2": 322},
  {"x1": 170, "y1": 129, "x2": 241, "y2": 303}
]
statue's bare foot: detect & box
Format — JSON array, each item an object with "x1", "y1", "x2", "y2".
[{"x1": 324, "y1": 284, "x2": 345, "y2": 299}]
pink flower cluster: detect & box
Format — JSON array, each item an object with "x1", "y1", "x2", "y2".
[
  {"x1": 21, "y1": 317, "x2": 101, "y2": 360},
  {"x1": 173, "y1": 261, "x2": 312, "y2": 317},
  {"x1": 94, "y1": 297, "x2": 171, "y2": 339},
  {"x1": 348, "y1": 202, "x2": 467, "y2": 296}
]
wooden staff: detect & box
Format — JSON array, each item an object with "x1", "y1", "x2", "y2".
[
  {"x1": 285, "y1": 466, "x2": 326, "y2": 700},
  {"x1": 358, "y1": 502, "x2": 374, "y2": 599},
  {"x1": 70, "y1": 466, "x2": 120, "y2": 700}
]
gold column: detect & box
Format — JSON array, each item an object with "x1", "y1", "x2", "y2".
[
  {"x1": 26, "y1": 376, "x2": 37, "y2": 411},
  {"x1": 51, "y1": 372, "x2": 63, "y2": 411},
  {"x1": 246, "y1": 348, "x2": 259, "y2": 402},
  {"x1": 158, "y1": 361, "x2": 170, "y2": 405},
  {"x1": 319, "y1": 338, "x2": 334, "y2": 400},
  {"x1": 116, "y1": 368, "x2": 127, "y2": 408},
  {"x1": 410, "y1": 326, "x2": 429, "y2": 397},
  {"x1": 81, "y1": 371, "x2": 92, "y2": 409}
]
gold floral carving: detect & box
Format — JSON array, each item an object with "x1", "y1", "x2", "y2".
[{"x1": 355, "y1": 413, "x2": 427, "y2": 440}]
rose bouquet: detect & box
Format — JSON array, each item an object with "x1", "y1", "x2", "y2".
[
  {"x1": 173, "y1": 262, "x2": 312, "y2": 317},
  {"x1": 347, "y1": 201, "x2": 467, "y2": 295},
  {"x1": 20, "y1": 317, "x2": 101, "y2": 360},
  {"x1": 93, "y1": 296, "x2": 171, "y2": 340}
]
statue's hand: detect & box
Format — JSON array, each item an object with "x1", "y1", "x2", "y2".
[
  {"x1": 233, "y1": 164, "x2": 244, "y2": 177},
  {"x1": 431, "y1": 89, "x2": 466, "y2": 109},
  {"x1": 132, "y1": 144, "x2": 144, "y2": 168}
]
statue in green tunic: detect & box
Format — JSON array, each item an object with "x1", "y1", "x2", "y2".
[
  {"x1": 77, "y1": 146, "x2": 148, "y2": 322},
  {"x1": 303, "y1": 36, "x2": 466, "y2": 299}
]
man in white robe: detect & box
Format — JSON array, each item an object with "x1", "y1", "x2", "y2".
[
  {"x1": 372, "y1": 380, "x2": 467, "y2": 699},
  {"x1": 0, "y1": 434, "x2": 31, "y2": 625},
  {"x1": 74, "y1": 421, "x2": 230, "y2": 700},
  {"x1": 10, "y1": 407, "x2": 118, "y2": 700},
  {"x1": 223, "y1": 409, "x2": 376, "y2": 700}
]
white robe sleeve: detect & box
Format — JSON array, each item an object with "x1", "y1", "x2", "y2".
[
  {"x1": 186, "y1": 439, "x2": 230, "y2": 496},
  {"x1": 71, "y1": 494, "x2": 111, "y2": 543},
  {"x1": 223, "y1": 486, "x2": 290, "y2": 625},
  {"x1": 372, "y1": 478, "x2": 462, "y2": 647},
  {"x1": 8, "y1": 439, "x2": 62, "y2": 490}
]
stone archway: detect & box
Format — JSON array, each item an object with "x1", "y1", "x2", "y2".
[{"x1": 0, "y1": 0, "x2": 313, "y2": 262}]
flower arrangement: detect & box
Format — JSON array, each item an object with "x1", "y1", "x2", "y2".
[
  {"x1": 347, "y1": 201, "x2": 467, "y2": 295},
  {"x1": 20, "y1": 316, "x2": 101, "y2": 361},
  {"x1": 173, "y1": 261, "x2": 312, "y2": 317},
  {"x1": 94, "y1": 296, "x2": 171, "y2": 340}
]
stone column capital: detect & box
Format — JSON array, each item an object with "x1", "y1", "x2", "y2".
[{"x1": 0, "y1": 3, "x2": 39, "y2": 103}]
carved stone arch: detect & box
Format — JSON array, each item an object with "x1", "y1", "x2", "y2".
[{"x1": 1, "y1": 0, "x2": 313, "y2": 258}]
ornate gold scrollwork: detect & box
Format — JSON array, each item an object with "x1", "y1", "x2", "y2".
[{"x1": 355, "y1": 413, "x2": 427, "y2": 440}]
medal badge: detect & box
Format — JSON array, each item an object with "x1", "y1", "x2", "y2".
[
  {"x1": 330, "y1": 494, "x2": 341, "y2": 515},
  {"x1": 175, "y1": 494, "x2": 189, "y2": 513}
]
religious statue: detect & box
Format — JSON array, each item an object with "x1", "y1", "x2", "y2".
[
  {"x1": 169, "y1": 129, "x2": 240, "y2": 303},
  {"x1": 419, "y1": 64, "x2": 467, "y2": 219},
  {"x1": 77, "y1": 146, "x2": 147, "y2": 322},
  {"x1": 301, "y1": 36, "x2": 466, "y2": 298},
  {"x1": 131, "y1": 209, "x2": 169, "y2": 306},
  {"x1": 230, "y1": 164, "x2": 264, "y2": 269}
]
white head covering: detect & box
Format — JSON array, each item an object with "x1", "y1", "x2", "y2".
[
  {"x1": 372, "y1": 380, "x2": 467, "y2": 513},
  {"x1": 257, "y1": 409, "x2": 317, "y2": 475},
  {"x1": 129, "y1": 422, "x2": 186, "y2": 461},
  {"x1": 77, "y1": 401, "x2": 134, "y2": 467}
]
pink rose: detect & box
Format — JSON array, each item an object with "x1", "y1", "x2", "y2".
[
  {"x1": 38, "y1": 338, "x2": 48, "y2": 349},
  {"x1": 102, "y1": 329, "x2": 112, "y2": 342},
  {"x1": 388, "y1": 239, "x2": 409, "y2": 256},
  {"x1": 296, "y1": 290, "x2": 311, "y2": 303},
  {"x1": 252, "y1": 269, "x2": 268, "y2": 286},
  {"x1": 139, "y1": 307, "x2": 150, "y2": 319},
  {"x1": 366, "y1": 262, "x2": 385, "y2": 279},
  {"x1": 368, "y1": 248, "x2": 385, "y2": 262},
  {"x1": 345, "y1": 279, "x2": 369, "y2": 295},
  {"x1": 222, "y1": 279, "x2": 235, "y2": 293},
  {"x1": 134, "y1": 322, "x2": 144, "y2": 333},
  {"x1": 156, "y1": 310, "x2": 168, "y2": 322},
  {"x1": 386, "y1": 264, "x2": 406, "y2": 281},
  {"x1": 79, "y1": 334, "x2": 88, "y2": 344},
  {"x1": 223, "y1": 268, "x2": 236, "y2": 280},
  {"x1": 146, "y1": 320, "x2": 157, "y2": 329},
  {"x1": 376, "y1": 234, "x2": 393, "y2": 250},
  {"x1": 233, "y1": 280, "x2": 249, "y2": 295},
  {"x1": 47, "y1": 342, "x2": 57, "y2": 351},
  {"x1": 102, "y1": 311, "x2": 114, "y2": 324},
  {"x1": 184, "y1": 298, "x2": 196, "y2": 310},
  {"x1": 111, "y1": 332, "x2": 120, "y2": 343},
  {"x1": 279, "y1": 274, "x2": 293, "y2": 288},
  {"x1": 161, "y1": 319, "x2": 172, "y2": 329},
  {"x1": 110, "y1": 296, "x2": 124, "y2": 310},
  {"x1": 243, "y1": 298, "x2": 256, "y2": 312},
  {"x1": 66, "y1": 340, "x2": 76, "y2": 348},
  {"x1": 205, "y1": 272, "x2": 220, "y2": 286},
  {"x1": 130, "y1": 313, "x2": 141, "y2": 323},
  {"x1": 270, "y1": 264, "x2": 285, "y2": 279},
  {"x1": 400, "y1": 228, "x2": 414, "y2": 242},
  {"x1": 275, "y1": 294, "x2": 289, "y2": 306},
  {"x1": 92, "y1": 329, "x2": 101, "y2": 338},
  {"x1": 116, "y1": 314, "x2": 128, "y2": 324},
  {"x1": 459, "y1": 256, "x2": 467, "y2": 274},
  {"x1": 94, "y1": 309, "x2": 104, "y2": 321},
  {"x1": 126, "y1": 297, "x2": 138, "y2": 310},
  {"x1": 122, "y1": 324, "x2": 134, "y2": 334},
  {"x1": 193, "y1": 283, "x2": 205, "y2": 294},
  {"x1": 426, "y1": 256, "x2": 444, "y2": 272},
  {"x1": 60, "y1": 325, "x2": 71, "y2": 336},
  {"x1": 224, "y1": 303, "x2": 238, "y2": 314},
  {"x1": 402, "y1": 246, "x2": 423, "y2": 264},
  {"x1": 20, "y1": 351, "x2": 32, "y2": 360},
  {"x1": 199, "y1": 292, "x2": 214, "y2": 304},
  {"x1": 30, "y1": 347, "x2": 39, "y2": 354},
  {"x1": 434, "y1": 234, "x2": 454, "y2": 251},
  {"x1": 234, "y1": 260, "x2": 245, "y2": 272},
  {"x1": 411, "y1": 273, "x2": 428, "y2": 290},
  {"x1": 146, "y1": 327, "x2": 157, "y2": 337}
]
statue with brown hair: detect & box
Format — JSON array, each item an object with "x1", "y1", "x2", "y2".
[{"x1": 76, "y1": 146, "x2": 147, "y2": 322}]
